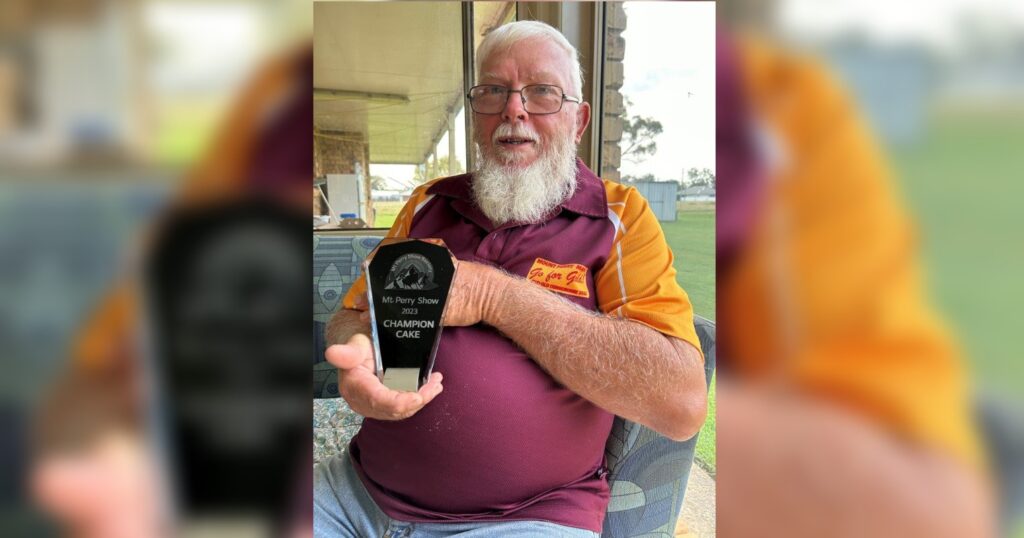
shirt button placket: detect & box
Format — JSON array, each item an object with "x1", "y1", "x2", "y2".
[{"x1": 476, "y1": 230, "x2": 506, "y2": 262}]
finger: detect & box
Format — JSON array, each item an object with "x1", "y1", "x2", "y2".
[
  {"x1": 356, "y1": 381, "x2": 423, "y2": 420},
  {"x1": 360, "y1": 310, "x2": 370, "y2": 324},
  {"x1": 364, "y1": 375, "x2": 439, "y2": 419},
  {"x1": 386, "y1": 373, "x2": 444, "y2": 417},
  {"x1": 324, "y1": 344, "x2": 363, "y2": 370},
  {"x1": 347, "y1": 333, "x2": 373, "y2": 354},
  {"x1": 354, "y1": 293, "x2": 369, "y2": 310},
  {"x1": 339, "y1": 366, "x2": 385, "y2": 398},
  {"x1": 344, "y1": 372, "x2": 442, "y2": 420},
  {"x1": 418, "y1": 372, "x2": 444, "y2": 402},
  {"x1": 339, "y1": 367, "x2": 396, "y2": 417},
  {"x1": 325, "y1": 334, "x2": 373, "y2": 370}
]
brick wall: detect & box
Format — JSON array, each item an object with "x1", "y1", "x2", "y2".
[
  {"x1": 314, "y1": 130, "x2": 368, "y2": 177},
  {"x1": 314, "y1": 130, "x2": 373, "y2": 223},
  {"x1": 602, "y1": 2, "x2": 626, "y2": 182}
]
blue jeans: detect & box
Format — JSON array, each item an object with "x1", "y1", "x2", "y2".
[{"x1": 314, "y1": 453, "x2": 601, "y2": 537}]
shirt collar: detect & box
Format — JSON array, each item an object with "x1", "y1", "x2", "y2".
[{"x1": 426, "y1": 158, "x2": 607, "y2": 223}]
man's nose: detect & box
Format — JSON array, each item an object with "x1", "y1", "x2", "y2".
[{"x1": 501, "y1": 91, "x2": 528, "y2": 122}]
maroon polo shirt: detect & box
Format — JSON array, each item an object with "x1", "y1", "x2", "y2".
[{"x1": 348, "y1": 159, "x2": 617, "y2": 532}]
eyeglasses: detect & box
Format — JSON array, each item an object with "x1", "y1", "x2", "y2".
[{"x1": 467, "y1": 84, "x2": 581, "y2": 115}]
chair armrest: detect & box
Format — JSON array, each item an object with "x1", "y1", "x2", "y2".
[{"x1": 602, "y1": 316, "x2": 715, "y2": 538}]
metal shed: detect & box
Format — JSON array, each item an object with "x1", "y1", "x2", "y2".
[{"x1": 632, "y1": 181, "x2": 678, "y2": 222}]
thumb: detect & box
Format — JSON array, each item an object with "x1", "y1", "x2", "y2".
[{"x1": 325, "y1": 334, "x2": 373, "y2": 370}]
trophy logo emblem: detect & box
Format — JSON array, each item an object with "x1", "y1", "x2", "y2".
[{"x1": 384, "y1": 253, "x2": 438, "y2": 290}]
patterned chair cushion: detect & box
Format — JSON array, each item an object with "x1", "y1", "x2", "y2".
[
  {"x1": 313, "y1": 234, "x2": 383, "y2": 398},
  {"x1": 602, "y1": 316, "x2": 715, "y2": 537}
]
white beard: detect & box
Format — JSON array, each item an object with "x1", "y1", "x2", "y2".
[{"x1": 471, "y1": 123, "x2": 579, "y2": 226}]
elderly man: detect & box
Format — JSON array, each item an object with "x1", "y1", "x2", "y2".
[{"x1": 315, "y1": 20, "x2": 707, "y2": 537}]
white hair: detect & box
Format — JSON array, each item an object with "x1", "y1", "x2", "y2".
[
  {"x1": 475, "y1": 20, "x2": 584, "y2": 96},
  {"x1": 472, "y1": 120, "x2": 579, "y2": 226}
]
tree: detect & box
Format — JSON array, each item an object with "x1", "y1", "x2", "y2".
[
  {"x1": 685, "y1": 167, "x2": 716, "y2": 188},
  {"x1": 370, "y1": 175, "x2": 390, "y2": 191},
  {"x1": 621, "y1": 172, "x2": 656, "y2": 183},
  {"x1": 620, "y1": 96, "x2": 664, "y2": 164},
  {"x1": 413, "y1": 155, "x2": 464, "y2": 183}
]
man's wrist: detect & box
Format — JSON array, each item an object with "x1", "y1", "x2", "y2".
[
  {"x1": 478, "y1": 265, "x2": 519, "y2": 328},
  {"x1": 460, "y1": 262, "x2": 506, "y2": 326}
]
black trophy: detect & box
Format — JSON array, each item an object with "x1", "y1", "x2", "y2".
[
  {"x1": 144, "y1": 200, "x2": 309, "y2": 533},
  {"x1": 365, "y1": 239, "x2": 455, "y2": 391}
]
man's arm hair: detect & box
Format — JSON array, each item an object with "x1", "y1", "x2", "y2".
[
  {"x1": 327, "y1": 260, "x2": 706, "y2": 439},
  {"x1": 477, "y1": 268, "x2": 707, "y2": 441}
]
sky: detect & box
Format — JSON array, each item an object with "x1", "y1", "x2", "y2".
[
  {"x1": 779, "y1": 0, "x2": 1024, "y2": 53},
  {"x1": 618, "y1": 2, "x2": 717, "y2": 182},
  {"x1": 146, "y1": 3, "x2": 261, "y2": 93}
]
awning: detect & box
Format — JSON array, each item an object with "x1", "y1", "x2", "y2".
[{"x1": 313, "y1": 2, "x2": 465, "y2": 165}]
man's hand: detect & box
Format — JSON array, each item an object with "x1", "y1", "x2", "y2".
[
  {"x1": 325, "y1": 333, "x2": 444, "y2": 420},
  {"x1": 32, "y1": 431, "x2": 164, "y2": 538}
]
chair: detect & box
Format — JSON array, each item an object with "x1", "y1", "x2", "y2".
[{"x1": 312, "y1": 233, "x2": 716, "y2": 537}]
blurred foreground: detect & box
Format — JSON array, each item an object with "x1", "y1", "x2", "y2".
[
  {"x1": 0, "y1": 1, "x2": 1021, "y2": 537},
  {"x1": 2, "y1": 1, "x2": 312, "y2": 536},
  {"x1": 718, "y1": 0, "x2": 1022, "y2": 536}
]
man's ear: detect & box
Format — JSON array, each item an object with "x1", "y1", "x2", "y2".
[{"x1": 574, "y1": 102, "x2": 591, "y2": 144}]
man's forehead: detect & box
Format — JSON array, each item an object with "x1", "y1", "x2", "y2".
[{"x1": 479, "y1": 69, "x2": 564, "y2": 84}]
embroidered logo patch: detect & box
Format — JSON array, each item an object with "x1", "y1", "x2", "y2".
[{"x1": 527, "y1": 258, "x2": 590, "y2": 298}]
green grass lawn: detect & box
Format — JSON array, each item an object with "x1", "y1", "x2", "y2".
[
  {"x1": 662, "y1": 207, "x2": 715, "y2": 322},
  {"x1": 696, "y1": 371, "x2": 716, "y2": 473},
  {"x1": 890, "y1": 106, "x2": 1024, "y2": 393},
  {"x1": 153, "y1": 98, "x2": 228, "y2": 167},
  {"x1": 372, "y1": 201, "x2": 404, "y2": 229},
  {"x1": 893, "y1": 108, "x2": 1024, "y2": 537},
  {"x1": 662, "y1": 206, "x2": 716, "y2": 473}
]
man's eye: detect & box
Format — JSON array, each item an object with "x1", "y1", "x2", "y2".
[
  {"x1": 485, "y1": 87, "x2": 505, "y2": 95},
  {"x1": 533, "y1": 86, "x2": 555, "y2": 95}
]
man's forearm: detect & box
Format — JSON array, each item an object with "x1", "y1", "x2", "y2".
[
  {"x1": 479, "y1": 269, "x2": 707, "y2": 441},
  {"x1": 718, "y1": 382, "x2": 995, "y2": 538}
]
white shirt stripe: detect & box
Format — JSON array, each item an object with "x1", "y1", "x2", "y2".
[
  {"x1": 413, "y1": 194, "x2": 436, "y2": 216},
  {"x1": 606, "y1": 207, "x2": 628, "y2": 237},
  {"x1": 614, "y1": 241, "x2": 627, "y2": 305},
  {"x1": 606, "y1": 205, "x2": 629, "y2": 306}
]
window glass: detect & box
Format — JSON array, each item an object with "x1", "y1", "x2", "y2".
[
  {"x1": 466, "y1": 2, "x2": 516, "y2": 171},
  {"x1": 473, "y1": 2, "x2": 516, "y2": 52}
]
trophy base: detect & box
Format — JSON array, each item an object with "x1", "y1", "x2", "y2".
[
  {"x1": 179, "y1": 517, "x2": 269, "y2": 538},
  {"x1": 382, "y1": 367, "x2": 420, "y2": 392}
]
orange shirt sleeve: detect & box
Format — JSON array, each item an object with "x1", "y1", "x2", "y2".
[
  {"x1": 595, "y1": 181, "x2": 703, "y2": 360},
  {"x1": 722, "y1": 37, "x2": 984, "y2": 468}
]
